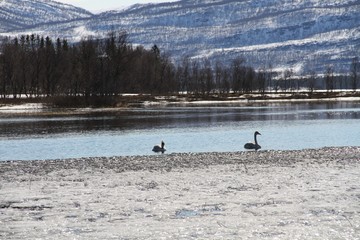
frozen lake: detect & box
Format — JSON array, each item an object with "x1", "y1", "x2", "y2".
[{"x1": 0, "y1": 101, "x2": 360, "y2": 161}]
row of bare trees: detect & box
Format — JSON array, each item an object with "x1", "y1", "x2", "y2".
[
  {"x1": 0, "y1": 32, "x2": 359, "y2": 99},
  {"x1": 175, "y1": 57, "x2": 268, "y2": 95},
  {"x1": 0, "y1": 32, "x2": 179, "y2": 98}
]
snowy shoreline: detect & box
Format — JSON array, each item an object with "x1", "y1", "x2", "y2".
[
  {"x1": 1, "y1": 147, "x2": 360, "y2": 173},
  {"x1": 1, "y1": 147, "x2": 360, "y2": 239},
  {"x1": 0, "y1": 91, "x2": 360, "y2": 114}
]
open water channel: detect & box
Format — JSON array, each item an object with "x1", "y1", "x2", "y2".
[{"x1": 0, "y1": 101, "x2": 359, "y2": 161}]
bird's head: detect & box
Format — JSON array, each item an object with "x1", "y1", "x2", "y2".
[{"x1": 255, "y1": 131, "x2": 261, "y2": 135}]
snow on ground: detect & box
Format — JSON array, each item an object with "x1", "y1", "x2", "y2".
[
  {"x1": 143, "y1": 95, "x2": 360, "y2": 106},
  {"x1": 1, "y1": 147, "x2": 359, "y2": 239},
  {"x1": 0, "y1": 103, "x2": 44, "y2": 113},
  {"x1": 0, "y1": 92, "x2": 359, "y2": 112}
]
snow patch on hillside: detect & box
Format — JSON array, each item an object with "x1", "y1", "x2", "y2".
[{"x1": 73, "y1": 26, "x2": 96, "y2": 40}]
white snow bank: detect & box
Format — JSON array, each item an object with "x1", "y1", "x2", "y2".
[
  {"x1": 143, "y1": 96, "x2": 360, "y2": 106},
  {"x1": 0, "y1": 103, "x2": 44, "y2": 113}
]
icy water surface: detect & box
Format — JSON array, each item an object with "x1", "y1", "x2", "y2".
[{"x1": 0, "y1": 101, "x2": 360, "y2": 160}]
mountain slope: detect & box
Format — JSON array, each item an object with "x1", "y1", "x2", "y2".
[
  {"x1": 1, "y1": 0, "x2": 359, "y2": 75},
  {"x1": 92, "y1": 0, "x2": 360, "y2": 74},
  {"x1": 0, "y1": 0, "x2": 93, "y2": 32}
]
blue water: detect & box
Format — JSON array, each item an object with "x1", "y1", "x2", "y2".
[{"x1": 0, "y1": 102, "x2": 359, "y2": 161}]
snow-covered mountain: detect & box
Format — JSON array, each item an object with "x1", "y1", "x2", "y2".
[
  {"x1": 1, "y1": 0, "x2": 359, "y2": 75},
  {"x1": 0, "y1": 0, "x2": 93, "y2": 32}
]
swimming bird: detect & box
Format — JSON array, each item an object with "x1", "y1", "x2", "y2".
[
  {"x1": 152, "y1": 141, "x2": 166, "y2": 153},
  {"x1": 244, "y1": 131, "x2": 261, "y2": 151}
]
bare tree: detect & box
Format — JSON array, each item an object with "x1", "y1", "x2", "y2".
[
  {"x1": 257, "y1": 69, "x2": 266, "y2": 94},
  {"x1": 203, "y1": 59, "x2": 213, "y2": 95},
  {"x1": 350, "y1": 57, "x2": 359, "y2": 91},
  {"x1": 284, "y1": 68, "x2": 293, "y2": 92},
  {"x1": 308, "y1": 70, "x2": 317, "y2": 94},
  {"x1": 231, "y1": 57, "x2": 246, "y2": 93},
  {"x1": 325, "y1": 65, "x2": 334, "y2": 93}
]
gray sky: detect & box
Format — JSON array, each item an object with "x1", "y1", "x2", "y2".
[{"x1": 56, "y1": 0, "x2": 178, "y2": 13}]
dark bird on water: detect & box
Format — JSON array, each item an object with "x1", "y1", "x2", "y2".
[
  {"x1": 152, "y1": 141, "x2": 166, "y2": 153},
  {"x1": 244, "y1": 131, "x2": 261, "y2": 151}
]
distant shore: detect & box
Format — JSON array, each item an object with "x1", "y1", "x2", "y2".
[
  {"x1": 0, "y1": 91, "x2": 360, "y2": 114},
  {"x1": 1, "y1": 147, "x2": 359, "y2": 239}
]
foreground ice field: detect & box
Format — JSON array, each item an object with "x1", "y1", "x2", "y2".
[{"x1": 1, "y1": 147, "x2": 360, "y2": 239}]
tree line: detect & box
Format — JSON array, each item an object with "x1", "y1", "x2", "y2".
[
  {"x1": 0, "y1": 32, "x2": 177, "y2": 98},
  {"x1": 0, "y1": 32, "x2": 359, "y2": 100}
]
